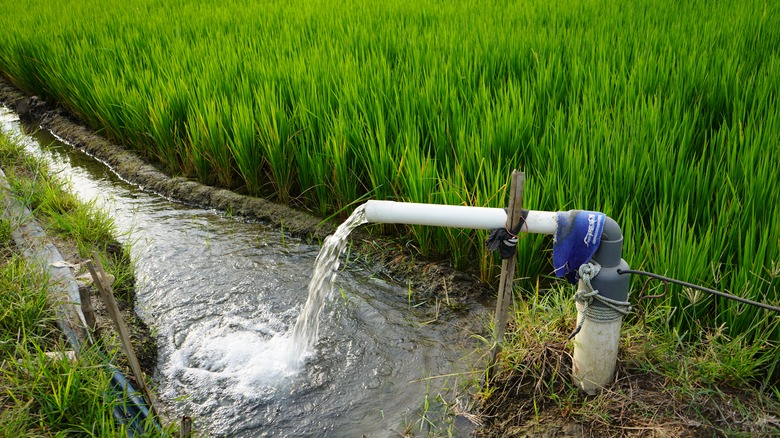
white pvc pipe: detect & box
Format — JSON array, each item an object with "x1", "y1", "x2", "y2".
[
  {"x1": 523, "y1": 210, "x2": 559, "y2": 235},
  {"x1": 363, "y1": 200, "x2": 557, "y2": 235}
]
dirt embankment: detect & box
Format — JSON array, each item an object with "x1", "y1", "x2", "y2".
[{"x1": 0, "y1": 77, "x2": 493, "y2": 306}]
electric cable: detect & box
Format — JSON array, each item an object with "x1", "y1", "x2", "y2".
[{"x1": 617, "y1": 269, "x2": 780, "y2": 313}]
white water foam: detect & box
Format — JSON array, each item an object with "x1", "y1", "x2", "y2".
[{"x1": 165, "y1": 314, "x2": 299, "y2": 400}]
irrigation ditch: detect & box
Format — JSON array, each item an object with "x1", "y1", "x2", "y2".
[{"x1": 0, "y1": 78, "x2": 496, "y2": 436}]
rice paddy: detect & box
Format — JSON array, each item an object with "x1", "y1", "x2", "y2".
[{"x1": 0, "y1": 0, "x2": 778, "y2": 380}]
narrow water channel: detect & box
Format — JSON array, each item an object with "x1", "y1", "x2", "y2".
[{"x1": 1, "y1": 107, "x2": 487, "y2": 437}]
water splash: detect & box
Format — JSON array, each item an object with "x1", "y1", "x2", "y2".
[{"x1": 290, "y1": 204, "x2": 368, "y2": 363}]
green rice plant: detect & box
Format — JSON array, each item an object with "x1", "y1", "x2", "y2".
[
  {"x1": 187, "y1": 96, "x2": 235, "y2": 188},
  {"x1": 227, "y1": 100, "x2": 261, "y2": 194},
  {"x1": 254, "y1": 88, "x2": 298, "y2": 201},
  {"x1": 324, "y1": 114, "x2": 360, "y2": 212}
]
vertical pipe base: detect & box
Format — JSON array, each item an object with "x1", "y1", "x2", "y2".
[{"x1": 572, "y1": 314, "x2": 622, "y2": 394}]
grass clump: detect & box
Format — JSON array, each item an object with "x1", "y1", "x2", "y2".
[
  {"x1": 0, "y1": 130, "x2": 167, "y2": 435},
  {"x1": 0, "y1": 256, "x2": 53, "y2": 353},
  {"x1": 0, "y1": 136, "x2": 116, "y2": 255},
  {"x1": 0, "y1": 132, "x2": 136, "y2": 299},
  {"x1": 474, "y1": 281, "x2": 780, "y2": 437},
  {"x1": 0, "y1": 217, "x2": 13, "y2": 259},
  {"x1": 0, "y1": 255, "x2": 129, "y2": 436}
]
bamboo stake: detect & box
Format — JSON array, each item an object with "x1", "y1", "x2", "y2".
[
  {"x1": 490, "y1": 170, "x2": 524, "y2": 367},
  {"x1": 181, "y1": 416, "x2": 192, "y2": 438},
  {"x1": 86, "y1": 255, "x2": 158, "y2": 417},
  {"x1": 78, "y1": 285, "x2": 96, "y2": 332}
]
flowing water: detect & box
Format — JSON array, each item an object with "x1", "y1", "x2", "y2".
[
  {"x1": 0, "y1": 107, "x2": 486, "y2": 437},
  {"x1": 290, "y1": 206, "x2": 368, "y2": 364}
]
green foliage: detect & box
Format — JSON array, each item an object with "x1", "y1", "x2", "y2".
[
  {"x1": 0, "y1": 132, "x2": 163, "y2": 435},
  {"x1": 0, "y1": 0, "x2": 778, "y2": 377},
  {"x1": 0, "y1": 342, "x2": 126, "y2": 436},
  {"x1": 0, "y1": 257, "x2": 53, "y2": 354},
  {"x1": 0, "y1": 218, "x2": 12, "y2": 248},
  {"x1": 0, "y1": 255, "x2": 138, "y2": 436},
  {"x1": 4, "y1": 148, "x2": 117, "y2": 257}
]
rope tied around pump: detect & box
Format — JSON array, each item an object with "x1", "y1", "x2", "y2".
[{"x1": 569, "y1": 262, "x2": 631, "y2": 340}]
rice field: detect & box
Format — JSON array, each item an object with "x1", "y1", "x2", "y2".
[{"x1": 0, "y1": 0, "x2": 778, "y2": 377}]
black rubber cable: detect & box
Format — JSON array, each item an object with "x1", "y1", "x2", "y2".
[{"x1": 617, "y1": 269, "x2": 780, "y2": 313}]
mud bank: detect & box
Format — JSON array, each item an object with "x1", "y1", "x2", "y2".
[{"x1": 0, "y1": 77, "x2": 493, "y2": 304}]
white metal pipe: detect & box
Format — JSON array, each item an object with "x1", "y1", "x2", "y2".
[{"x1": 363, "y1": 200, "x2": 557, "y2": 234}]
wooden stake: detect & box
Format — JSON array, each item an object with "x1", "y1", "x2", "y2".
[
  {"x1": 181, "y1": 416, "x2": 192, "y2": 438},
  {"x1": 86, "y1": 255, "x2": 158, "y2": 417},
  {"x1": 490, "y1": 170, "x2": 524, "y2": 367},
  {"x1": 78, "y1": 285, "x2": 96, "y2": 332}
]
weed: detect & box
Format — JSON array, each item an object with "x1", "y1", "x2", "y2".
[
  {"x1": 477, "y1": 281, "x2": 780, "y2": 436},
  {"x1": 0, "y1": 218, "x2": 12, "y2": 248}
]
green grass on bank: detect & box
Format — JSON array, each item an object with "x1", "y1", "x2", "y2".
[
  {"x1": 471, "y1": 282, "x2": 780, "y2": 436},
  {"x1": 0, "y1": 253, "x2": 119, "y2": 436},
  {"x1": 0, "y1": 132, "x2": 165, "y2": 436},
  {"x1": 0, "y1": 0, "x2": 778, "y2": 382}
]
